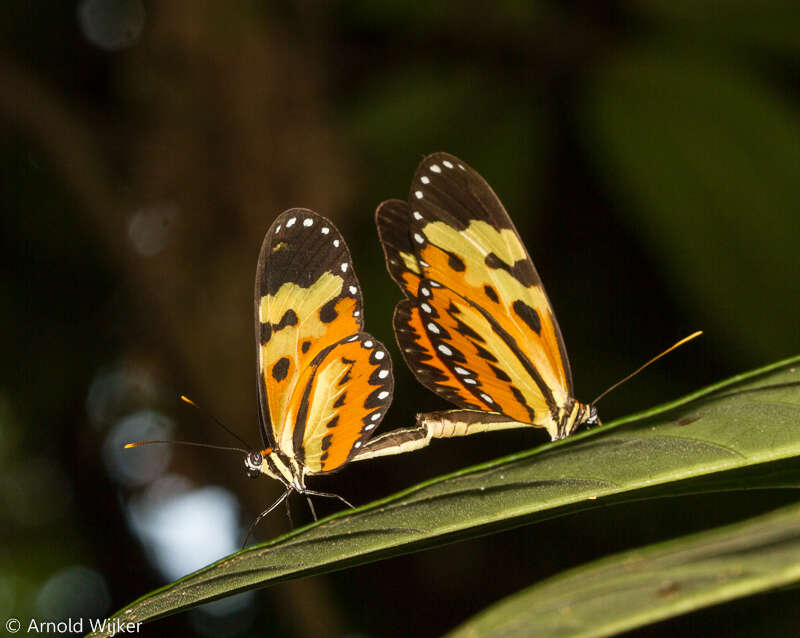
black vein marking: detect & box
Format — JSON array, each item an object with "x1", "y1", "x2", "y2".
[
  {"x1": 447, "y1": 251, "x2": 466, "y2": 272},
  {"x1": 474, "y1": 343, "x2": 499, "y2": 362},
  {"x1": 261, "y1": 322, "x2": 272, "y2": 343},
  {"x1": 325, "y1": 415, "x2": 339, "y2": 430},
  {"x1": 333, "y1": 392, "x2": 347, "y2": 408},
  {"x1": 484, "y1": 285, "x2": 499, "y2": 303},
  {"x1": 489, "y1": 364, "x2": 511, "y2": 382},
  {"x1": 512, "y1": 300, "x2": 541, "y2": 334},
  {"x1": 484, "y1": 253, "x2": 538, "y2": 287},
  {"x1": 453, "y1": 316, "x2": 484, "y2": 342},
  {"x1": 275, "y1": 309, "x2": 298, "y2": 330},
  {"x1": 272, "y1": 357, "x2": 290, "y2": 382},
  {"x1": 511, "y1": 386, "x2": 535, "y2": 421},
  {"x1": 320, "y1": 297, "x2": 339, "y2": 323},
  {"x1": 339, "y1": 357, "x2": 355, "y2": 385}
]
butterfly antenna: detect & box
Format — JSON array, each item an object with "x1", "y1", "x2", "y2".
[
  {"x1": 591, "y1": 331, "x2": 703, "y2": 406},
  {"x1": 180, "y1": 394, "x2": 254, "y2": 450},
  {"x1": 124, "y1": 440, "x2": 248, "y2": 454}
]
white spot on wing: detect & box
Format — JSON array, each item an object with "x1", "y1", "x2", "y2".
[
  {"x1": 443, "y1": 160, "x2": 453, "y2": 168},
  {"x1": 370, "y1": 412, "x2": 381, "y2": 421},
  {"x1": 333, "y1": 239, "x2": 341, "y2": 248},
  {"x1": 414, "y1": 190, "x2": 424, "y2": 200},
  {"x1": 427, "y1": 322, "x2": 440, "y2": 334},
  {"x1": 354, "y1": 441, "x2": 362, "y2": 448},
  {"x1": 374, "y1": 350, "x2": 385, "y2": 360},
  {"x1": 420, "y1": 176, "x2": 430, "y2": 184},
  {"x1": 321, "y1": 226, "x2": 330, "y2": 234},
  {"x1": 354, "y1": 311, "x2": 360, "y2": 317},
  {"x1": 286, "y1": 217, "x2": 297, "y2": 227},
  {"x1": 363, "y1": 340, "x2": 373, "y2": 348},
  {"x1": 378, "y1": 390, "x2": 389, "y2": 399},
  {"x1": 412, "y1": 211, "x2": 423, "y2": 220},
  {"x1": 303, "y1": 218, "x2": 313, "y2": 227},
  {"x1": 480, "y1": 393, "x2": 494, "y2": 404},
  {"x1": 349, "y1": 285, "x2": 357, "y2": 294},
  {"x1": 420, "y1": 287, "x2": 430, "y2": 297},
  {"x1": 464, "y1": 378, "x2": 477, "y2": 385},
  {"x1": 454, "y1": 366, "x2": 470, "y2": 375},
  {"x1": 430, "y1": 164, "x2": 441, "y2": 173},
  {"x1": 340, "y1": 262, "x2": 348, "y2": 272},
  {"x1": 437, "y1": 344, "x2": 453, "y2": 356},
  {"x1": 421, "y1": 303, "x2": 432, "y2": 313},
  {"x1": 364, "y1": 423, "x2": 375, "y2": 430},
  {"x1": 378, "y1": 369, "x2": 389, "y2": 379},
  {"x1": 275, "y1": 224, "x2": 282, "y2": 234},
  {"x1": 414, "y1": 233, "x2": 425, "y2": 244}
]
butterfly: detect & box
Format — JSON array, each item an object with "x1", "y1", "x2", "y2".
[
  {"x1": 239, "y1": 208, "x2": 395, "y2": 523},
  {"x1": 129, "y1": 209, "x2": 395, "y2": 532},
  {"x1": 358, "y1": 153, "x2": 700, "y2": 461},
  {"x1": 360, "y1": 151, "x2": 592, "y2": 457}
]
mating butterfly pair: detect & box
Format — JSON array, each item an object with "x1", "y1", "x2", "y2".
[{"x1": 241, "y1": 153, "x2": 599, "y2": 523}]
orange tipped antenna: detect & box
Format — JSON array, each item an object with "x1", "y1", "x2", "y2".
[
  {"x1": 124, "y1": 439, "x2": 248, "y2": 454},
  {"x1": 591, "y1": 331, "x2": 703, "y2": 406},
  {"x1": 179, "y1": 394, "x2": 254, "y2": 450}
]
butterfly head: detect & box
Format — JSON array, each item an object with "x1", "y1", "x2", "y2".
[
  {"x1": 244, "y1": 450, "x2": 267, "y2": 479},
  {"x1": 555, "y1": 399, "x2": 599, "y2": 440},
  {"x1": 244, "y1": 447, "x2": 303, "y2": 491}
]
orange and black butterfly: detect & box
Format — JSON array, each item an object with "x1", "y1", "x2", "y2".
[
  {"x1": 362, "y1": 153, "x2": 699, "y2": 458},
  {"x1": 129, "y1": 209, "x2": 394, "y2": 528},
  {"x1": 371, "y1": 152, "x2": 592, "y2": 446},
  {"x1": 243, "y1": 208, "x2": 394, "y2": 519}
]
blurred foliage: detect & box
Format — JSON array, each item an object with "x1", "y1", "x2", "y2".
[{"x1": 1, "y1": 1, "x2": 798, "y2": 637}]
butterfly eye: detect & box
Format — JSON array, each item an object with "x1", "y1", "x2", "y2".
[{"x1": 244, "y1": 451, "x2": 263, "y2": 479}]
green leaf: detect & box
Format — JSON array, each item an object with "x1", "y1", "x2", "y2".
[
  {"x1": 88, "y1": 356, "x2": 800, "y2": 636},
  {"x1": 445, "y1": 499, "x2": 800, "y2": 638}
]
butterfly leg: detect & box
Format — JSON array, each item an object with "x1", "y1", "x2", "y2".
[
  {"x1": 242, "y1": 488, "x2": 292, "y2": 548},
  {"x1": 304, "y1": 489, "x2": 355, "y2": 509},
  {"x1": 305, "y1": 495, "x2": 318, "y2": 521},
  {"x1": 284, "y1": 493, "x2": 294, "y2": 527}
]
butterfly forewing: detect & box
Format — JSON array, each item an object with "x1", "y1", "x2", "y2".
[
  {"x1": 256, "y1": 209, "x2": 364, "y2": 450},
  {"x1": 375, "y1": 199, "x2": 423, "y2": 298},
  {"x1": 377, "y1": 153, "x2": 575, "y2": 437},
  {"x1": 290, "y1": 333, "x2": 394, "y2": 473}
]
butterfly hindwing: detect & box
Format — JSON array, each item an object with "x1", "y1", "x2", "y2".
[
  {"x1": 255, "y1": 209, "x2": 363, "y2": 451},
  {"x1": 377, "y1": 153, "x2": 574, "y2": 436},
  {"x1": 291, "y1": 332, "x2": 394, "y2": 473},
  {"x1": 414, "y1": 278, "x2": 550, "y2": 423}
]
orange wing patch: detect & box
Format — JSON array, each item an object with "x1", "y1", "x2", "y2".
[
  {"x1": 256, "y1": 209, "x2": 363, "y2": 449},
  {"x1": 292, "y1": 333, "x2": 394, "y2": 473}
]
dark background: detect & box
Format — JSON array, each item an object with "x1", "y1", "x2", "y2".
[{"x1": 3, "y1": 1, "x2": 799, "y2": 636}]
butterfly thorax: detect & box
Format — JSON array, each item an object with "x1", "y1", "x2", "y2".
[
  {"x1": 244, "y1": 448, "x2": 305, "y2": 491},
  {"x1": 554, "y1": 398, "x2": 598, "y2": 440}
]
